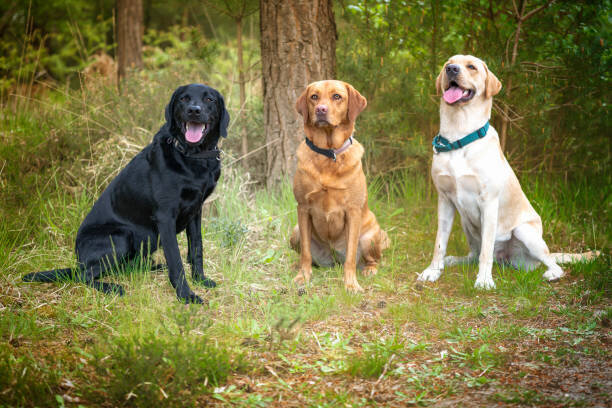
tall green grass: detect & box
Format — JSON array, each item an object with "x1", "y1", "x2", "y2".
[{"x1": 0, "y1": 43, "x2": 609, "y2": 406}]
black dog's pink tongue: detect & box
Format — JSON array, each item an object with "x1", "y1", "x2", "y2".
[
  {"x1": 185, "y1": 122, "x2": 204, "y2": 143},
  {"x1": 443, "y1": 86, "x2": 464, "y2": 104}
]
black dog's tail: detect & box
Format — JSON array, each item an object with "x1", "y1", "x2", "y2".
[
  {"x1": 23, "y1": 268, "x2": 77, "y2": 283},
  {"x1": 23, "y1": 267, "x2": 127, "y2": 296}
]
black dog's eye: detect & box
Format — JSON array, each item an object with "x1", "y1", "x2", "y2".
[
  {"x1": 206, "y1": 97, "x2": 214, "y2": 102},
  {"x1": 332, "y1": 94, "x2": 341, "y2": 100},
  {"x1": 310, "y1": 94, "x2": 318, "y2": 100},
  {"x1": 467, "y1": 64, "x2": 476, "y2": 70},
  {"x1": 180, "y1": 95, "x2": 190, "y2": 102}
]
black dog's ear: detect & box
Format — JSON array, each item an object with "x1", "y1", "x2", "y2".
[
  {"x1": 217, "y1": 92, "x2": 230, "y2": 138},
  {"x1": 165, "y1": 85, "x2": 187, "y2": 127}
]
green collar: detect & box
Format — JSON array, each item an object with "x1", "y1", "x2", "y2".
[{"x1": 433, "y1": 122, "x2": 489, "y2": 153}]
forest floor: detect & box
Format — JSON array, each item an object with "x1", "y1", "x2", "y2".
[{"x1": 1, "y1": 160, "x2": 610, "y2": 407}]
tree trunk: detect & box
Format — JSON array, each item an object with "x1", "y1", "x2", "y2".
[
  {"x1": 116, "y1": 0, "x2": 143, "y2": 82},
  {"x1": 237, "y1": 17, "x2": 248, "y2": 168},
  {"x1": 260, "y1": 0, "x2": 336, "y2": 186}
]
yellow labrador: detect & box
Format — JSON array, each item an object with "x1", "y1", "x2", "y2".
[{"x1": 419, "y1": 55, "x2": 597, "y2": 289}]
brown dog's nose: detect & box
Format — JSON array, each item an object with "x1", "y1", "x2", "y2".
[
  {"x1": 446, "y1": 64, "x2": 460, "y2": 76},
  {"x1": 315, "y1": 104, "x2": 328, "y2": 115}
]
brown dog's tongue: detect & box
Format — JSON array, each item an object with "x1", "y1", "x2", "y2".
[{"x1": 443, "y1": 86, "x2": 464, "y2": 104}]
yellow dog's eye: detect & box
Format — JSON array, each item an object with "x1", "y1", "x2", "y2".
[
  {"x1": 332, "y1": 94, "x2": 341, "y2": 100},
  {"x1": 310, "y1": 94, "x2": 318, "y2": 100},
  {"x1": 467, "y1": 64, "x2": 476, "y2": 70}
]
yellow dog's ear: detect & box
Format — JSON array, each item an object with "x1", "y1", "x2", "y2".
[
  {"x1": 346, "y1": 83, "x2": 367, "y2": 123},
  {"x1": 435, "y1": 69, "x2": 444, "y2": 95},
  {"x1": 295, "y1": 87, "x2": 310, "y2": 125},
  {"x1": 484, "y1": 64, "x2": 502, "y2": 98}
]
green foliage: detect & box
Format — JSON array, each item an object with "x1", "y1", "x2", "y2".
[
  {"x1": 345, "y1": 336, "x2": 404, "y2": 378},
  {"x1": 0, "y1": 345, "x2": 62, "y2": 407},
  {"x1": 336, "y1": 0, "x2": 611, "y2": 182},
  {"x1": 89, "y1": 332, "x2": 246, "y2": 406},
  {"x1": 0, "y1": 0, "x2": 113, "y2": 91}
]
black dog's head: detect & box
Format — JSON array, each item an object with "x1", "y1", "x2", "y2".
[{"x1": 165, "y1": 84, "x2": 230, "y2": 146}]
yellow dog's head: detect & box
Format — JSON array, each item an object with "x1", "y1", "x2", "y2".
[{"x1": 436, "y1": 55, "x2": 502, "y2": 106}]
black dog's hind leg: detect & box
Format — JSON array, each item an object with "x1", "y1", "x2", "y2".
[
  {"x1": 187, "y1": 208, "x2": 216, "y2": 288},
  {"x1": 74, "y1": 232, "x2": 135, "y2": 296},
  {"x1": 80, "y1": 260, "x2": 125, "y2": 296},
  {"x1": 156, "y1": 213, "x2": 203, "y2": 304}
]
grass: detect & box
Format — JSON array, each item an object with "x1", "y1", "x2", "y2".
[{"x1": 1, "y1": 71, "x2": 610, "y2": 406}]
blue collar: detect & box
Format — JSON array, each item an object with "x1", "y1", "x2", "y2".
[{"x1": 433, "y1": 122, "x2": 489, "y2": 153}]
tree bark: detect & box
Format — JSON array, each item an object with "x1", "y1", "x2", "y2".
[
  {"x1": 260, "y1": 0, "x2": 336, "y2": 186},
  {"x1": 116, "y1": 0, "x2": 143, "y2": 82},
  {"x1": 237, "y1": 17, "x2": 248, "y2": 167}
]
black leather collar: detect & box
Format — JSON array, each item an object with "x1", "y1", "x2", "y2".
[
  {"x1": 167, "y1": 137, "x2": 221, "y2": 160},
  {"x1": 304, "y1": 136, "x2": 353, "y2": 161}
]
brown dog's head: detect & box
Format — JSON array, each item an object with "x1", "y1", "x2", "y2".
[
  {"x1": 295, "y1": 80, "x2": 367, "y2": 128},
  {"x1": 436, "y1": 55, "x2": 502, "y2": 106}
]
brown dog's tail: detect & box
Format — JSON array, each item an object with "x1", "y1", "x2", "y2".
[{"x1": 551, "y1": 250, "x2": 601, "y2": 264}]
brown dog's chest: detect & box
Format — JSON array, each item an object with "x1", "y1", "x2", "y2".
[
  {"x1": 307, "y1": 189, "x2": 347, "y2": 242},
  {"x1": 297, "y1": 174, "x2": 360, "y2": 242}
]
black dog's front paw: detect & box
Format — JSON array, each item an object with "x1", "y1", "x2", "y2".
[
  {"x1": 193, "y1": 274, "x2": 217, "y2": 288},
  {"x1": 178, "y1": 291, "x2": 204, "y2": 304}
]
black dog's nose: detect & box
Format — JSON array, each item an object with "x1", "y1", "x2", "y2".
[
  {"x1": 446, "y1": 64, "x2": 460, "y2": 75},
  {"x1": 187, "y1": 105, "x2": 202, "y2": 115}
]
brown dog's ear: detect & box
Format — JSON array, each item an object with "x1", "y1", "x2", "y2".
[
  {"x1": 346, "y1": 83, "x2": 367, "y2": 123},
  {"x1": 295, "y1": 87, "x2": 309, "y2": 125},
  {"x1": 484, "y1": 64, "x2": 502, "y2": 98},
  {"x1": 435, "y1": 69, "x2": 444, "y2": 95}
]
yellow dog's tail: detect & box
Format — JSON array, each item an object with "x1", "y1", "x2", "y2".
[{"x1": 551, "y1": 250, "x2": 601, "y2": 264}]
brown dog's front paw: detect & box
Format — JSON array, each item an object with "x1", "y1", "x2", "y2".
[
  {"x1": 344, "y1": 280, "x2": 364, "y2": 293},
  {"x1": 362, "y1": 266, "x2": 378, "y2": 276},
  {"x1": 293, "y1": 269, "x2": 312, "y2": 285}
]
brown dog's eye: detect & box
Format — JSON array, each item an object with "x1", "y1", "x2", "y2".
[
  {"x1": 310, "y1": 94, "x2": 318, "y2": 100},
  {"x1": 332, "y1": 94, "x2": 341, "y2": 100},
  {"x1": 467, "y1": 64, "x2": 476, "y2": 70}
]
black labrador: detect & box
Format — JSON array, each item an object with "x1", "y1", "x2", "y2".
[{"x1": 23, "y1": 84, "x2": 229, "y2": 304}]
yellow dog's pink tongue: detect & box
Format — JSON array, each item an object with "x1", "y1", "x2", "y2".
[
  {"x1": 185, "y1": 122, "x2": 204, "y2": 143},
  {"x1": 443, "y1": 86, "x2": 464, "y2": 104}
]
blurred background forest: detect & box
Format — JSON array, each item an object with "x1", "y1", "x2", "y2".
[{"x1": 0, "y1": 0, "x2": 610, "y2": 247}]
